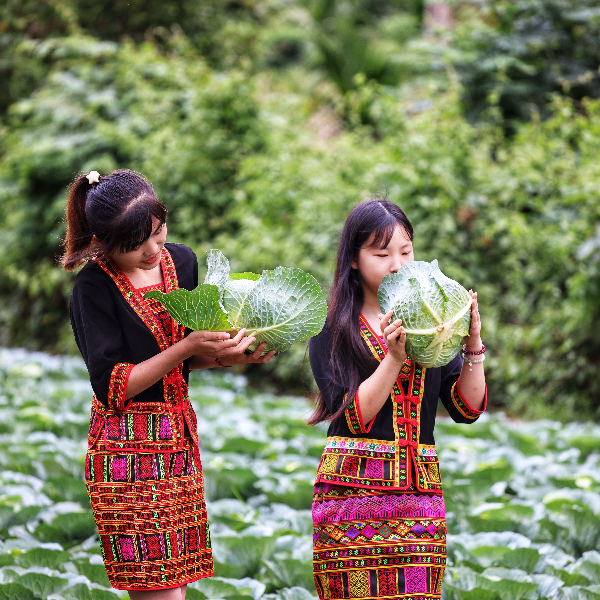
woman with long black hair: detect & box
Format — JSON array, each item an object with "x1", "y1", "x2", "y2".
[{"x1": 309, "y1": 199, "x2": 486, "y2": 600}]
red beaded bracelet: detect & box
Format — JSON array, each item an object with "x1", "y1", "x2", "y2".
[
  {"x1": 462, "y1": 344, "x2": 486, "y2": 355},
  {"x1": 214, "y1": 358, "x2": 231, "y2": 367}
]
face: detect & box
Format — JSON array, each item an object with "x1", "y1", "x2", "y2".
[
  {"x1": 109, "y1": 216, "x2": 167, "y2": 273},
  {"x1": 351, "y1": 226, "x2": 414, "y2": 299}
]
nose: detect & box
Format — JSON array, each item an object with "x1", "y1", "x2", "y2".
[{"x1": 143, "y1": 239, "x2": 161, "y2": 256}]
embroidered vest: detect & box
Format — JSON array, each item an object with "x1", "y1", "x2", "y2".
[
  {"x1": 87, "y1": 247, "x2": 198, "y2": 454},
  {"x1": 314, "y1": 316, "x2": 443, "y2": 493}
]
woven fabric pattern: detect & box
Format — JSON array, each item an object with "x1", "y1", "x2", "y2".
[
  {"x1": 84, "y1": 249, "x2": 213, "y2": 590},
  {"x1": 313, "y1": 482, "x2": 446, "y2": 600}
]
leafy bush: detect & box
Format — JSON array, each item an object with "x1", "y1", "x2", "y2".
[{"x1": 452, "y1": 0, "x2": 600, "y2": 124}]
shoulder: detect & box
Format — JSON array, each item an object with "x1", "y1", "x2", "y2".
[
  {"x1": 309, "y1": 317, "x2": 332, "y2": 363},
  {"x1": 165, "y1": 242, "x2": 198, "y2": 291},
  {"x1": 165, "y1": 242, "x2": 197, "y2": 267},
  {"x1": 71, "y1": 261, "x2": 113, "y2": 297}
]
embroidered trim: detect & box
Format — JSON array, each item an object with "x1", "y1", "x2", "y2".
[
  {"x1": 324, "y1": 436, "x2": 396, "y2": 453},
  {"x1": 451, "y1": 378, "x2": 487, "y2": 419},
  {"x1": 107, "y1": 363, "x2": 134, "y2": 411},
  {"x1": 312, "y1": 492, "x2": 446, "y2": 524},
  {"x1": 344, "y1": 391, "x2": 373, "y2": 435}
]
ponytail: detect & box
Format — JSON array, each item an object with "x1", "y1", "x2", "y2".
[{"x1": 61, "y1": 174, "x2": 97, "y2": 271}]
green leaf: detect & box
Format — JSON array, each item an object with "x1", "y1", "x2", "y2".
[
  {"x1": 378, "y1": 260, "x2": 471, "y2": 367},
  {"x1": 34, "y1": 511, "x2": 97, "y2": 544},
  {"x1": 240, "y1": 267, "x2": 327, "y2": 354},
  {"x1": 223, "y1": 279, "x2": 259, "y2": 329},
  {"x1": 144, "y1": 285, "x2": 231, "y2": 331},
  {"x1": 0, "y1": 583, "x2": 40, "y2": 600},
  {"x1": 204, "y1": 249, "x2": 230, "y2": 289},
  {"x1": 55, "y1": 583, "x2": 124, "y2": 599},
  {"x1": 229, "y1": 273, "x2": 261, "y2": 282},
  {"x1": 279, "y1": 587, "x2": 317, "y2": 600},
  {"x1": 7, "y1": 571, "x2": 69, "y2": 597},
  {"x1": 212, "y1": 534, "x2": 276, "y2": 579},
  {"x1": 262, "y1": 557, "x2": 314, "y2": 589},
  {"x1": 188, "y1": 577, "x2": 240, "y2": 598},
  {"x1": 15, "y1": 548, "x2": 71, "y2": 570}
]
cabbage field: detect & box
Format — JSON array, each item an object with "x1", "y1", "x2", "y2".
[{"x1": 2, "y1": 348, "x2": 600, "y2": 600}]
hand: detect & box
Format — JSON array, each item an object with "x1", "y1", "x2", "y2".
[
  {"x1": 184, "y1": 329, "x2": 242, "y2": 358},
  {"x1": 216, "y1": 341, "x2": 277, "y2": 367},
  {"x1": 379, "y1": 310, "x2": 407, "y2": 365},
  {"x1": 462, "y1": 290, "x2": 482, "y2": 350}
]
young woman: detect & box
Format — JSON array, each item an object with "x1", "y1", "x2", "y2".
[
  {"x1": 63, "y1": 169, "x2": 275, "y2": 600},
  {"x1": 308, "y1": 199, "x2": 486, "y2": 600}
]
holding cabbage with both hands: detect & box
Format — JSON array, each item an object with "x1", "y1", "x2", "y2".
[
  {"x1": 146, "y1": 249, "x2": 478, "y2": 367},
  {"x1": 377, "y1": 259, "x2": 475, "y2": 368},
  {"x1": 145, "y1": 250, "x2": 328, "y2": 356}
]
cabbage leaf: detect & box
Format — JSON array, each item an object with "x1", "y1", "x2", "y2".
[
  {"x1": 144, "y1": 285, "x2": 232, "y2": 332},
  {"x1": 145, "y1": 250, "x2": 327, "y2": 354},
  {"x1": 378, "y1": 260, "x2": 472, "y2": 368},
  {"x1": 238, "y1": 266, "x2": 328, "y2": 353}
]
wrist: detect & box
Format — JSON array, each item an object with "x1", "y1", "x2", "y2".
[
  {"x1": 385, "y1": 353, "x2": 406, "y2": 369},
  {"x1": 463, "y1": 337, "x2": 483, "y2": 352}
]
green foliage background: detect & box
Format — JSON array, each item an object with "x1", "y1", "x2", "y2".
[{"x1": 1, "y1": 0, "x2": 599, "y2": 419}]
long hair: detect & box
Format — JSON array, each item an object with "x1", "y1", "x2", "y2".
[
  {"x1": 61, "y1": 169, "x2": 167, "y2": 271},
  {"x1": 308, "y1": 199, "x2": 414, "y2": 424}
]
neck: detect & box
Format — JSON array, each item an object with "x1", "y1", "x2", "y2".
[{"x1": 361, "y1": 290, "x2": 381, "y2": 322}]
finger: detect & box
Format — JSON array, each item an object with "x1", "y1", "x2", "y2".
[
  {"x1": 221, "y1": 336, "x2": 256, "y2": 355},
  {"x1": 261, "y1": 350, "x2": 277, "y2": 363},
  {"x1": 231, "y1": 328, "x2": 246, "y2": 344},
  {"x1": 383, "y1": 320, "x2": 402, "y2": 337},
  {"x1": 387, "y1": 326, "x2": 405, "y2": 341},
  {"x1": 204, "y1": 337, "x2": 239, "y2": 351},
  {"x1": 196, "y1": 330, "x2": 231, "y2": 341},
  {"x1": 251, "y1": 342, "x2": 268, "y2": 359}
]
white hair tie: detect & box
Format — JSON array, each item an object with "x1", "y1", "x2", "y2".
[{"x1": 86, "y1": 170, "x2": 100, "y2": 184}]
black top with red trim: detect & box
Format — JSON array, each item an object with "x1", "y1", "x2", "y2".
[
  {"x1": 70, "y1": 243, "x2": 198, "y2": 408},
  {"x1": 309, "y1": 317, "x2": 484, "y2": 446}
]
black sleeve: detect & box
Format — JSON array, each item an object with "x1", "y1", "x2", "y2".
[
  {"x1": 309, "y1": 323, "x2": 348, "y2": 415},
  {"x1": 439, "y1": 353, "x2": 486, "y2": 423},
  {"x1": 70, "y1": 268, "x2": 131, "y2": 407}
]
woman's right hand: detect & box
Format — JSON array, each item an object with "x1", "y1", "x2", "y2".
[
  {"x1": 184, "y1": 328, "x2": 255, "y2": 358},
  {"x1": 379, "y1": 310, "x2": 407, "y2": 365}
]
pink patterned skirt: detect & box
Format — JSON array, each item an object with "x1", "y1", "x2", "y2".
[{"x1": 312, "y1": 483, "x2": 446, "y2": 599}]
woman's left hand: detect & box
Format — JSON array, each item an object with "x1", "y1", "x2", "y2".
[
  {"x1": 462, "y1": 289, "x2": 482, "y2": 349},
  {"x1": 216, "y1": 332, "x2": 276, "y2": 366}
]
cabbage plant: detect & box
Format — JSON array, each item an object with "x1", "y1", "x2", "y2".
[
  {"x1": 145, "y1": 250, "x2": 327, "y2": 354},
  {"x1": 377, "y1": 260, "x2": 472, "y2": 368}
]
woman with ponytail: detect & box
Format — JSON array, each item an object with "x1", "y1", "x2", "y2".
[
  {"x1": 64, "y1": 169, "x2": 275, "y2": 599},
  {"x1": 308, "y1": 200, "x2": 487, "y2": 600}
]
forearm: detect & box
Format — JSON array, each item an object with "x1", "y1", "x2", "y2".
[
  {"x1": 357, "y1": 354, "x2": 404, "y2": 423},
  {"x1": 457, "y1": 336, "x2": 486, "y2": 411},
  {"x1": 189, "y1": 355, "x2": 218, "y2": 371},
  {"x1": 125, "y1": 338, "x2": 193, "y2": 399}
]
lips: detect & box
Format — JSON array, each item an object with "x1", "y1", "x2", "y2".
[{"x1": 143, "y1": 252, "x2": 160, "y2": 265}]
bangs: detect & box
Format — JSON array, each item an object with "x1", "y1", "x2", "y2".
[
  {"x1": 367, "y1": 221, "x2": 398, "y2": 249},
  {"x1": 364, "y1": 220, "x2": 412, "y2": 250},
  {"x1": 104, "y1": 195, "x2": 167, "y2": 255}
]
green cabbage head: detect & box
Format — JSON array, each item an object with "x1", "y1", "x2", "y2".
[
  {"x1": 145, "y1": 250, "x2": 327, "y2": 355},
  {"x1": 377, "y1": 260, "x2": 472, "y2": 368}
]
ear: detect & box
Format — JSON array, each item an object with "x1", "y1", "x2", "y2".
[{"x1": 351, "y1": 257, "x2": 358, "y2": 269}]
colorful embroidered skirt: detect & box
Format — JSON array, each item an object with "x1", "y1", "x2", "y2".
[
  {"x1": 313, "y1": 482, "x2": 446, "y2": 599},
  {"x1": 85, "y1": 437, "x2": 213, "y2": 590}
]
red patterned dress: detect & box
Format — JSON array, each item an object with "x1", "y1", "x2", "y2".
[
  {"x1": 71, "y1": 243, "x2": 213, "y2": 590},
  {"x1": 309, "y1": 317, "x2": 487, "y2": 600}
]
